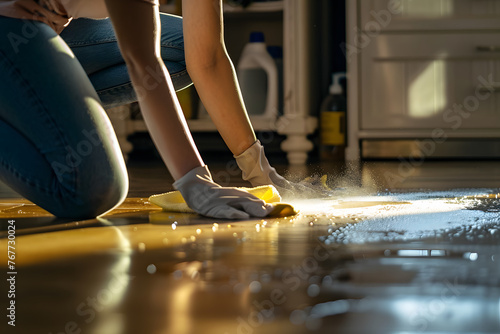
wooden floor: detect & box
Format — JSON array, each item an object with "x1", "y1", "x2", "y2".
[{"x1": 1, "y1": 159, "x2": 500, "y2": 333}]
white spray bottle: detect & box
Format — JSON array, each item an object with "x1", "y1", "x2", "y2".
[{"x1": 237, "y1": 32, "x2": 279, "y2": 119}]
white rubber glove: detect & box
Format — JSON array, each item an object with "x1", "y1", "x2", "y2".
[
  {"x1": 234, "y1": 140, "x2": 323, "y2": 198},
  {"x1": 173, "y1": 165, "x2": 274, "y2": 219}
]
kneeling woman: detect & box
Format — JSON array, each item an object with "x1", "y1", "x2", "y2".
[{"x1": 0, "y1": 0, "x2": 302, "y2": 219}]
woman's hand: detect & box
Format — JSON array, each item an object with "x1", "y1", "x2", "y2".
[
  {"x1": 174, "y1": 165, "x2": 274, "y2": 219},
  {"x1": 235, "y1": 141, "x2": 330, "y2": 198}
]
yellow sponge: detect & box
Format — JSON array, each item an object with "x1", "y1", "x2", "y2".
[{"x1": 148, "y1": 185, "x2": 297, "y2": 218}]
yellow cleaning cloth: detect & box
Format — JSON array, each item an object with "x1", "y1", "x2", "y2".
[{"x1": 148, "y1": 185, "x2": 297, "y2": 218}]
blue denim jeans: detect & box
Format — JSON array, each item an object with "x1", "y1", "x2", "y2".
[
  {"x1": 60, "y1": 14, "x2": 191, "y2": 108},
  {"x1": 0, "y1": 13, "x2": 189, "y2": 218}
]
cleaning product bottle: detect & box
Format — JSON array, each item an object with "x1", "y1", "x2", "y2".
[
  {"x1": 176, "y1": 86, "x2": 193, "y2": 119},
  {"x1": 237, "y1": 32, "x2": 278, "y2": 118},
  {"x1": 320, "y1": 72, "x2": 347, "y2": 161}
]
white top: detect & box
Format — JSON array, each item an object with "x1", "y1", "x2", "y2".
[{"x1": 0, "y1": 0, "x2": 157, "y2": 33}]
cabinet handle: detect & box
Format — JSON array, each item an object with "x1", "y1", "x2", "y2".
[{"x1": 476, "y1": 46, "x2": 500, "y2": 52}]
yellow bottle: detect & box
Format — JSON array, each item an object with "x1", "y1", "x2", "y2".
[
  {"x1": 176, "y1": 86, "x2": 193, "y2": 119},
  {"x1": 320, "y1": 73, "x2": 346, "y2": 160}
]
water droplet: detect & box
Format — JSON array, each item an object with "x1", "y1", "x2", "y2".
[
  {"x1": 464, "y1": 252, "x2": 478, "y2": 261},
  {"x1": 307, "y1": 284, "x2": 320, "y2": 297},
  {"x1": 249, "y1": 281, "x2": 262, "y2": 293},
  {"x1": 196, "y1": 228, "x2": 202, "y2": 235},
  {"x1": 138, "y1": 243, "x2": 146, "y2": 252},
  {"x1": 173, "y1": 270, "x2": 182, "y2": 280},
  {"x1": 261, "y1": 273, "x2": 271, "y2": 283},
  {"x1": 147, "y1": 264, "x2": 157, "y2": 274}
]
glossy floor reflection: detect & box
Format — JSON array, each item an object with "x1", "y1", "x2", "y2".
[{"x1": 1, "y1": 161, "x2": 500, "y2": 334}]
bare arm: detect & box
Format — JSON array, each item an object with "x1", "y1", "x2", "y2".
[
  {"x1": 104, "y1": 0, "x2": 203, "y2": 180},
  {"x1": 182, "y1": 0, "x2": 257, "y2": 156}
]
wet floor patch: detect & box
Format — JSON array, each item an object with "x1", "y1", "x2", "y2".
[{"x1": 284, "y1": 189, "x2": 500, "y2": 245}]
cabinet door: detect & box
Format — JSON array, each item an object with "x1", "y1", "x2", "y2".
[
  {"x1": 361, "y1": 33, "x2": 500, "y2": 130},
  {"x1": 360, "y1": 0, "x2": 500, "y2": 31}
]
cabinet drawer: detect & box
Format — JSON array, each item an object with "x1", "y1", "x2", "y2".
[
  {"x1": 360, "y1": 0, "x2": 500, "y2": 31},
  {"x1": 360, "y1": 33, "x2": 500, "y2": 130}
]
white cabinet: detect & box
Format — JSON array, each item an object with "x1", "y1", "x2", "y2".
[
  {"x1": 361, "y1": 33, "x2": 500, "y2": 130},
  {"x1": 346, "y1": 0, "x2": 500, "y2": 160},
  {"x1": 361, "y1": 0, "x2": 500, "y2": 31}
]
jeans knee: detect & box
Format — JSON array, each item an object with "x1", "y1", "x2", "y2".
[
  {"x1": 89, "y1": 175, "x2": 128, "y2": 217},
  {"x1": 52, "y1": 165, "x2": 129, "y2": 219}
]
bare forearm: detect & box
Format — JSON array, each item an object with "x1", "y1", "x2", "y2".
[
  {"x1": 104, "y1": 0, "x2": 203, "y2": 180},
  {"x1": 189, "y1": 50, "x2": 256, "y2": 156},
  {"x1": 129, "y1": 60, "x2": 203, "y2": 180},
  {"x1": 182, "y1": 0, "x2": 256, "y2": 155}
]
